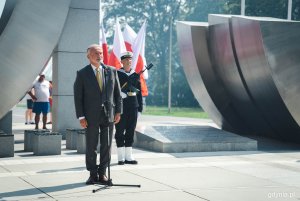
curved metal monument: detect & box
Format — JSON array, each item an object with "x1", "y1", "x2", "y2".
[
  {"x1": 0, "y1": 0, "x2": 71, "y2": 119},
  {"x1": 177, "y1": 15, "x2": 300, "y2": 142}
]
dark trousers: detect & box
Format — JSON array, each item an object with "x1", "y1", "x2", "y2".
[
  {"x1": 115, "y1": 106, "x2": 138, "y2": 147},
  {"x1": 85, "y1": 112, "x2": 113, "y2": 176}
]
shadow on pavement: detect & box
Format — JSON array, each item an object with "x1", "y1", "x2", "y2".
[{"x1": 0, "y1": 182, "x2": 85, "y2": 199}]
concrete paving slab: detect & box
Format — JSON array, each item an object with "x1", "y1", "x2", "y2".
[
  {"x1": 57, "y1": 190, "x2": 208, "y2": 201},
  {"x1": 0, "y1": 177, "x2": 48, "y2": 200},
  {"x1": 0, "y1": 166, "x2": 8, "y2": 173},
  {"x1": 272, "y1": 176, "x2": 300, "y2": 188},
  {"x1": 217, "y1": 162, "x2": 300, "y2": 179},
  {"x1": 237, "y1": 152, "x2": 300, "y2": 161},
  {"x1": 17, "y1": 170, "x2": 176, "y2": 200},
  {"x1": 130, "y1": 166, "x2": 280, "y2": 190},
  {"x1": 22, "y1": 173, "x2": 93, "y2": 198},
  {"x1": 188, "y1": 187, "x2": 299, "y2": 201},
  {"x1": 2, "y1": 162, "x2": 85, "y2": 174}
]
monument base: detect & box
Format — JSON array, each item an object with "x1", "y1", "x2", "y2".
[{"x1": 134, "y1": 126, "x2": 257, "y2": 153}]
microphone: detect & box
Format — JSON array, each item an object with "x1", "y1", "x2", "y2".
[
  {"x1": 101, "y1": 63, "x2": 108, "y2": 77},
  {"x1": 100, "y1": 63, "x2": 106, "y2": 70}
]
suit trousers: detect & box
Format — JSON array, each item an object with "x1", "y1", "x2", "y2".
[{"x1": 85, "y1": 109, "x2": 113, "y2": 176}]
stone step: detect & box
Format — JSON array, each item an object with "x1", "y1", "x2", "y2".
[{"x1": 134, "y1": 126, "x2": 257, "y2": 153}]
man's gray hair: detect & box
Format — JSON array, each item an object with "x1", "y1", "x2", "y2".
[{"x1": 87, "y1": 44, "x2": 102, "y2": 54}]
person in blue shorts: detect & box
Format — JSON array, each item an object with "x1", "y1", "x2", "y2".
[
  {"x1": 28, "y1": 74, "x2": 52, "y2": 129},
  {"x1": 25, "y1": 88, "x2": 35, "y2": 125}
]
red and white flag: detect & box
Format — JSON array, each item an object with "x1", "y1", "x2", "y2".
[
  {"x1": 123, "y1": 22, "x2": 149, "y2": 96},
  {"x1": 100, "y1": 25, "x2": 109, "y2": 65},
  {"x1": 132, "y1": 21, "x2": 148, "y2": 96},
  {"x1": 108, "y1": 19, "x2": 126, "y2": 69},
  {"x1": 123, "y1": 24, "x2": 136, "y2": 51}
]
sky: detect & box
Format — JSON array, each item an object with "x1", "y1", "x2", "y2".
[{"x1": 0, "y1": 0, "x2": 5, "y2": 17}]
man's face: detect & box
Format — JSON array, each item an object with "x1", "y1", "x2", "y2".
[
  {"x1": 88, "y1": 47, "x2": 103, "y2": 65},
  {"x1": 121, "y1": 57, "x2": 132, "y2": 69},
  {"x1": 38, "y1": 75, "x2": 45, "y2": 82}
]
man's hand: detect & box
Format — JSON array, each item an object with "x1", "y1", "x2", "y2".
[
  {"x1": 114, "y1": 113, "x2": 121, "y2": 124},
  {"x1": 79, "y1": 118, "x2": 88, "y2": 128},
  {"x1": 28, "y1": 92, "x2": 37, "y2": 101}
]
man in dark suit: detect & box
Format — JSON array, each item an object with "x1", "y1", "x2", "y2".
[{"x1": 73, "y1": 44, "x2": 122, "y2": 185}]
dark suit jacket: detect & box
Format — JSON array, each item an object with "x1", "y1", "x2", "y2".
[{"x1": 74, "y1": 64, "x2": 122, "y2": 124}]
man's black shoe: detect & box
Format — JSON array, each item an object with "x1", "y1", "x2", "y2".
[
  {"x1": 125, "y1": 160, "x2": 138, "y2": 165},
  {"x1": 118, "y1": 161, "x2": 125, "y2": 165},
  {"x1": 98, "y1": 175, "x2": 108, "y2": 184},
  {"x1": 86, "y1": 175, "x2": 98, "y2": 185}
]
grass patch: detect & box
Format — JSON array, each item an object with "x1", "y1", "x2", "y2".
[
  {"x1": 16, "y1": 104, "x2": 209, "y2": 119},
  {"x1": 143, "y1": 106, "x2": 209, "y2": 119}
]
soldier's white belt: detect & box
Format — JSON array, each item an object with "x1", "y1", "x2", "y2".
[{"x1": 127, "y1": 92, "x2": 136, "y2": 96}]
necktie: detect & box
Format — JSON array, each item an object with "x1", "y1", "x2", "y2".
[{"x1": 95, "y1": 68, "x2": 102, "y2": 91}]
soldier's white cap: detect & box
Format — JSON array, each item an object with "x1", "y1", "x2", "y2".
[{"x1": 120, "y1": 51, "x2": 133, "y2": 60}]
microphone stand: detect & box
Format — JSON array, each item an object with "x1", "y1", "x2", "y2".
[{"x1": 93, "y1": 64, "x2": 141, "y2": 193}]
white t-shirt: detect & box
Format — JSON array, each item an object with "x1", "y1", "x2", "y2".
[{"x1": 33, "y1": 80, "x2": 50, "y2": 102}]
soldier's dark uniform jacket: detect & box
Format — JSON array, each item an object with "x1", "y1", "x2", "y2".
[{"x1": 117, "y1": 68, "x2": 143, "y2": 113}]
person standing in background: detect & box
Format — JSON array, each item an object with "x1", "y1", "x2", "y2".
[
  {"x1": 25, "y1": 88, "x2": 35, "y2": 125},
  {"x1": 28, "y1": 74, "x2": 52, "y2": 130},
  {"x1": 47, "y1": 80, "x2": 53, "y2": 124}
]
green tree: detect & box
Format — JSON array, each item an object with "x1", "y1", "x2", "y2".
[
  {"x1": 293, "y1": 0, "x2": 300, "y2": 20},
  {"x1": 245, "y1": 0, "x2": 288, "y2": 19},
  {"x1": 242, "y1": 0, "x2": 300, "y2": 20}
]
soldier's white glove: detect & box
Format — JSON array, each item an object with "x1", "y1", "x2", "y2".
[{"x1": 121, "y1": 92, "x2": 127, "y2": 99}]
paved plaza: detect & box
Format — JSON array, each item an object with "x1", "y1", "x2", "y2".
[{"x1": 0, "y1": 106, "x2": 300, "y2": 201}]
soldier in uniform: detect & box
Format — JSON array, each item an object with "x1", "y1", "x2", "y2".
[{"x1": 115, "y1": 51, "x2": 143, "y2": 165}]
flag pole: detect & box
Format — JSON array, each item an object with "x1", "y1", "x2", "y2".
[
  {"x1": 241, "y1": 0, "x2": 245, "y2": 16},
  {"x1": 287, "y1": 0, "x2": 292, "y2": 20},
  {"x1": 168, "y1": 16, "x2": 172, "y2": 113},
  {"x1": 99, "y1": 0, "x2": 102, "y2": 38}
]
